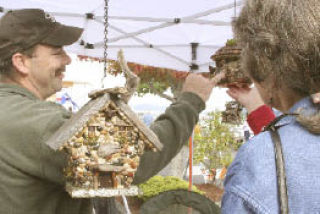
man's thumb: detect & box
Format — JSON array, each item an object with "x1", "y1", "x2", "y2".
[{"x1": 210, "y1": 72, "x2": 225, "y2": 86}]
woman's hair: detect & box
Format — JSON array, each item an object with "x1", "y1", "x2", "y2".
[
  {"x1": 234, "y1": 0, "x2": 320, "y2": 95},
  {"x1": 234, "y1": 0, "x2": 320, "y2": 133}
]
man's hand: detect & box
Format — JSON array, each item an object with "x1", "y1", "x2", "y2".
[
  {"x1": 226, "y1": 86, "x2": 264, "y2": 114},
  {"x1": 182, "y1": 72, "x2": 225, "y2": 102}
]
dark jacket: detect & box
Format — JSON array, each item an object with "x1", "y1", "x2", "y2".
[{"x1": 0, "y1": 83, "x2": 204, "y2": 214}]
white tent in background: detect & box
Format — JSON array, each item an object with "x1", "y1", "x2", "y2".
[{"x1": 0, "y1": 0, "x2": 242, "y2": 73}]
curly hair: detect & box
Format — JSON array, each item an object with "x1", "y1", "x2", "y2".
[
  {"x1": 234, "y1": 0, "x2": 320, "y2": 133},
  {"x1": 234, "y1": 0, "x2": 320, "y2": 96}
]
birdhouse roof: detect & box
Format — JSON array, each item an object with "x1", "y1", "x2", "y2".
[
  {"x1": 46, "y1": 88, "x2": 162, "y2": 151},
  {"x1": 210, "y1": 45, "x2": 242, "y2": 63}
]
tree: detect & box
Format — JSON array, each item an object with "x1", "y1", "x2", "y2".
[{"x1": 193, "y1": 111, "x2": 242, "y2": 169}]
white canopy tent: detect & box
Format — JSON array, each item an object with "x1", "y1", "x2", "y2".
[{"x1": 0, "y1": 0, "x2": 242, "y2": 73}]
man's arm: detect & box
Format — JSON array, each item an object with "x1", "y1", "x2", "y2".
[
  {"x1": 39, "y1": 103, "x2": 72, "y2": 185},
  {"x1": 133, "y1": 73, "x2": 224, "y2": 184}
]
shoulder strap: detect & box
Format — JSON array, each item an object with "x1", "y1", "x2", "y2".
[
  {"x1": 269, "y1": 127, "x2": 289, "y2": 214},
  {"x1": 264, "y1": 113, "x2": 298, "y2": 214}
]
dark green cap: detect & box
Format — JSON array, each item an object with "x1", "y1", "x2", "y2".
[{"x1": 0, "y1": 8, "x2": 83, "y2": 60}]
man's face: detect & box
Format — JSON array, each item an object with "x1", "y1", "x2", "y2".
[{"x1": 26, "y1": 44, "x2": 71, "y2": 99}]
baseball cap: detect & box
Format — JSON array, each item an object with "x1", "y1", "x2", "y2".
[{"x1": 0, "y1": 8, "x2": 83, "y2": 60}]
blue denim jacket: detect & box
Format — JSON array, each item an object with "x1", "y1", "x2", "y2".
[{"x1": 222, "y1": 97, "x2": 320, "y2": 214}]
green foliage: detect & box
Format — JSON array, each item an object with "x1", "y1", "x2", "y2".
[
  {"x1": 138, "y1": 175, "x2": 204, "y2": 201},
  {"x1": 107, "y1": 59, "x2": 185, "y2": 98},
  {"x1": 226, "y1": 39, "x2": 237, "y2": 47},
  {"x1": 136, "y1": 81, "x2": 170, "y2": 96},
  {"x1": 193, "y1": 111, "x2": 242, "y2": 169},
  {"x1": 221, "y1": 153, "x2": 234, "y2": 168}
]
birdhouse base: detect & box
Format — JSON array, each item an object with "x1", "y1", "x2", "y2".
[{"x1": 66, "y1": 183, "x2": 140, "y2": 198}]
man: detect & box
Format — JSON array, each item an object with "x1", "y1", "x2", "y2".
[{"x1": 0, "y1": 9, "x2": 222, "y2": 214}]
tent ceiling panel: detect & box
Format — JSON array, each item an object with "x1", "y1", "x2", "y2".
[{"x1": 0, "y1": 0, "x2": 242, "y2": 72}]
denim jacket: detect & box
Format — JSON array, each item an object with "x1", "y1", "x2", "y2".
[{"x1": 222, "y1": 97, "x2": 320, "y2": 214}]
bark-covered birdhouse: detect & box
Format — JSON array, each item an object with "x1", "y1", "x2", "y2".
[
  {"x1": 46, "y1": 88, "x2": 162, "y2": 198},
  {"x1": 211, "y1": 39, "x2": 252, "y2": 87},
  {"x1": 221, "y1": 101, "x2": 243, "y2": 125}
]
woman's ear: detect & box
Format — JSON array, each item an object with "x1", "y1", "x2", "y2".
[{"x1": 11, "y1": 53, "x2": 30, "y2": 76}]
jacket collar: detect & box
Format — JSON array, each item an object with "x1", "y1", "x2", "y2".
[
  {"x1": 0, "y1": 83, "x2": 39, "y2": 100},
  {"x1": 275, "y1": 96, "x2": 318, "y2": 127}
]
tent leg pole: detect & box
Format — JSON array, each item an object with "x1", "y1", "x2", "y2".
[{"x1": 188, "y1": 131, "x2": 194, "y2": 214}]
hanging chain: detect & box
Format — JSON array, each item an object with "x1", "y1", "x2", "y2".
[
  {"x1": 234, "y1": 0, "x2": 237, "y2": 18},
  {"x1": 102, "y1": 0, "x2": 109, "y2": 88}
]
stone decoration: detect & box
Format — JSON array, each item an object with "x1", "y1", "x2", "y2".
[{"x1": 46, "y1": 90, "x2": 162, "y2": 198}]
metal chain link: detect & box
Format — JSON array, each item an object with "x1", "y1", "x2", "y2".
[
  {"x1": 234, "y1": 0, "x2": 237, "y2": 18},
  {"x1": 102, "y1": 0, "x2": 109, "y2": 88}
]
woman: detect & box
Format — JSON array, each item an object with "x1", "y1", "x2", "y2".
[{"x1": 222, "y1": 0, "x2": 320, "y2": 213}]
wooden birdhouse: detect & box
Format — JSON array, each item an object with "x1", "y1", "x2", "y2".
[
  {"x1": 210, "y1": 39, "x2": 252, "y2": 88},
  {"x1": 46, "y1": 87, "x2": 162, "y2": 198}
]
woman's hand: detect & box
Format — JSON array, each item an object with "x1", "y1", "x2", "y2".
[{"x1": 227, "y1": 86, "x2": 265, "y2": 114}]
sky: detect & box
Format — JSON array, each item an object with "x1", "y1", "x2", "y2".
[{"x1": 62, "y1": 54, "x2": 232, "y2": 117}]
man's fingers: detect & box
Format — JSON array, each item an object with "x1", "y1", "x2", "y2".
[
  {"x1": 210, "y1": 72, "x2": 225, "y2": 86},
  {"x1": 182, "y1": 73, "x2": 218, "y2": 102}
]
